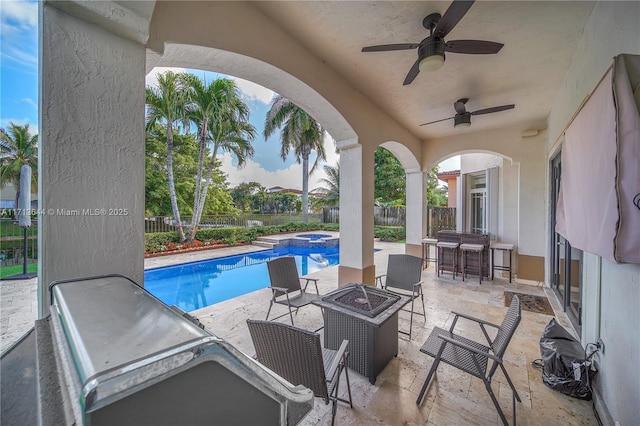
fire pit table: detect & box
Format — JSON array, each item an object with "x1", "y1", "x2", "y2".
[{"x1": 312, "y1": 283, "x2": 410, "y2": 384}]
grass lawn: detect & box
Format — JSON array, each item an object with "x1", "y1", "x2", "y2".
[
  {"x1": 0, "y1": 263, "x2": 37, "y2": 279},
  {"x1": 0, "y1": 224, "x2": 38, "y2": 238}
]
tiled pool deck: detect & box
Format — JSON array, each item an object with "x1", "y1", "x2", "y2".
[{"x1": 1, "y1": 234, "x2": 596, "y2": 425}]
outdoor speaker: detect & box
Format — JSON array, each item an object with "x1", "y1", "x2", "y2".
[{"x1": 17, "y1": 165, "x2": 31, "y2": 228}]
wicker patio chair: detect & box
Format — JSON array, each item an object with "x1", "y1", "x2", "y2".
[
  {"x1": 265, "y1": 256, "x2": 321, "y2": 327},
  {"x1": 416, "y1": 295, "x2": 522, "y2": 426},
  {"x1": 375, "y1": 254, "x2": 425, "y2": 339},
  {"x1": 247, "y1": 319, "x2": 353, "y2": 426}
]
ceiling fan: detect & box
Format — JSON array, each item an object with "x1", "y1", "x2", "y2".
[
  {"x1": 361, "y1": 0, "x2": 503, "y2": 85},
  {"x1": 420, "y1": 98, "x2": 515, "y2": 127}
]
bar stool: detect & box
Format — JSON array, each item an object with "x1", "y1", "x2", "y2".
[
  {"x1": 460, "y1": 243, "x2": 485, "y2": 284},
  {"x1": 491, "y1": 242, "x2": 515, "y2": 283},
  {"x1": 421, "y1": 238, "x2": 438, "y2": 269},
  {"x1": 436, "y1": 241, "x2": 459, "y2": 279}
]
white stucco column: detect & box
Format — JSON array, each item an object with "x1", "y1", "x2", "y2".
[
  {"x1": 337, "y1": 139, "x2": 375, "y2": 286},
  {"x1": 39, "y1": 3, "x2": 146, "y2": 316},
  {"x1": 405, "y1": 170, "x2": 427, "y2": 258}
]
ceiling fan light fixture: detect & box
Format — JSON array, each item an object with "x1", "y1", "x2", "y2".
[
  {"x1": 419, "y1": 54, "x2": 445, "y2": 72},
  {"x1": 418, "y1": 38, "x2": 446, "y2": 72},
  {"x1": 454, "y1": 113, "x2": 472, "y2": 128}
]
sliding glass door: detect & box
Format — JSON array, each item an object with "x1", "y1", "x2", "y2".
[{"x1": 550, "y1": 151, "x2": 583, "y2": 334}]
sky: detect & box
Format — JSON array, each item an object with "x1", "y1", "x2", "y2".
[
  {"x1": 1, "y1": 0, "x2": 38, "y2": 135},
  {"x1": 1, "y1": 0, "x2": 458, "y2": 192}
]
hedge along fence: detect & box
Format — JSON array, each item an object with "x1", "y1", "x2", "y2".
[
  {"x1": 144, "y1": 222, "x2": 403, "y2": 254},
  {"x1": 144, "y1": 227, "x2": 244, "y2": 253}
]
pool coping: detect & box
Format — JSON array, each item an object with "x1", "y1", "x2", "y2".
[{"x1": 143, "y1": 231, "x2": 340, "y2": 270}]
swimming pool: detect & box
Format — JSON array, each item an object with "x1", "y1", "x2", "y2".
[{"x1": 144, "y1": 246, "x2": 339, "y2": 312}]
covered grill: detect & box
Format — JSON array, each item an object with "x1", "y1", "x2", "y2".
[{"x1": 44, "y1": 274, "x2": 313, "y2": 425}]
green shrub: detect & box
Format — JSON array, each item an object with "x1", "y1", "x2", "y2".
[
  {"x1": 143, "y1": 222, "x2": 401, "y2": 254},
  {"x1": 144, "y1": 227, "x2": 246, "y2": 253},
  {"x1": 374, "y1": 226, "x2": 405, "y2": 242},
  {"x1": 321, "y1": 223, "x2": 340, "y2": 232},
  {"x1": 195, "y1": 227, "x2": 244, "y2": 245},
  {"x1": 144, "y1": 231, "x2": 180, "y2": 253}
]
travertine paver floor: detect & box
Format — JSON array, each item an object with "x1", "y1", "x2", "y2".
[
  {"x1": 1, "y1": 238, "x2": 596, "y2": 425},
  {"x1": 190, "y1": 240, "x2": 597, "y2": 426},
  {"x1": 0, "y1": 275, "x2": 38, "y2": 352}
]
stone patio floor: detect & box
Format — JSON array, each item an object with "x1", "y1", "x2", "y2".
[{"x1": 1, "y1": 237, "x2": 597, "y2": 425}]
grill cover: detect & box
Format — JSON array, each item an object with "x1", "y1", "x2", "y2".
[{"x1": 49, "y1": 274, "x2": 313, "y2": 425}]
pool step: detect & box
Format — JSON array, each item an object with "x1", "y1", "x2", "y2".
[{"x1": 252, "y1": 237, "x2": 279, "y2": 249}]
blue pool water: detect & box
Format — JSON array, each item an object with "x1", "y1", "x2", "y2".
[{"x1": 145, "y1": 246, "x2": 339, "y2": 312}]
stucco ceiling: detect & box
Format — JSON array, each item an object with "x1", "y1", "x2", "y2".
[{"x1": 254, "y1": 1, "x2": 595, "y2": 140}]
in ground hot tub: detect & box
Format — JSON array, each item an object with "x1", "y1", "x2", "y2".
[
  {"x1": 296, "y1": 233, "x2": 331, "y2": 240},
  {"x1": 290, "y1": 233, "x2": 339, "y2": 248}
]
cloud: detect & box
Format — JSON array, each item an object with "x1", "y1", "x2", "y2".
[
  {"x1": 1, "y1": 118, "x2": 38, "y2": 135},
  {"x1": 1, "y1": 1, "x2": 38, "y2": 29},
  {"x1": 20, "y1": 97, "x2": 37, "y2": 109},
  {"x1": 0, "y1": 47, "x2": 37, "y2": 68},
  {"x1": 219, "y1": 152, "x2": 303, "y2": 189},
  {"x1": 229, "y1": 76, "x2": 274, "y2": 104},
  {"x1": 438, "y1": 156, "x2": 460, "y2": 171},
  {"x1": 1, "y1": 1, "x2": 38, "y2": 71},
  {"x1": 145, "y1": 67, "x2": 187, "y2": 88},
  {"x1": 219, "y1": 132, "x2": 340, "y2": 191},
  {"x1": 145, "y1": 68, "x2": 274, "y2": 106}
]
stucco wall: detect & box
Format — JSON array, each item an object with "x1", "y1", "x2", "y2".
[
  {"x1": 459, "y1": 154, "x2": 520, "y2": 272},
  {"x1": 500, "y1": 161, "x2": 519, "y2": 258},
  {"x1": 424, "y1": 125, "x2": 547, "y2": 258},
  {"x1": 545, "y1": 2, "x2": 640, "y2": 424},
  {"x1": 40, "y1": 5, "x2": 145, "y2": 312},
  {"x1": 460, "y1": 153, "x2": 503, "y2": 172}
]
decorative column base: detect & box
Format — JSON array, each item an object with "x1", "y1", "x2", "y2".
[
  {"x1": 338, "y1": 265, "x2": 376, "y2": 286},
  {"x1": 405, "y1": 243, "x2": 422, "y2": 259}
]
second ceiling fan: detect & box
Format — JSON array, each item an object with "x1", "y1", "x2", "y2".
[
  {"x1": 361, "y1": 0, "x2": 503, "y2": 85},
  {"x1": 420, "y1": 98, "x2": 515, "y2": 127}
]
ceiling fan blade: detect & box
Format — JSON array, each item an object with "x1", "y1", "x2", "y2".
[
  {"x1": 419, "y1": 116, "x2": 455, "y2": 126},
  {"x1": 403, "y1": 59, "x2": 421, "y2": 86},
  {"x1": 445, "y1": 40, "x2": 504, "y2": 54},
  {"x1": 471, "y1": 104, "x2": 515, "y2": 116},
  {"x1": 362, "y1": 43, "x2": 420, "y2": 52},
  {"x1": 433, "y1": 0, "x2": 475, "y2": 38}
]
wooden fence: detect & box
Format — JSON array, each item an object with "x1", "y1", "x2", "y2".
[
  {"x1": 427, "y1": 207, "x2": 457, "y2": 238},
  {"x1": 323, "y1": 206, "x2": 456, "y2": 236}
]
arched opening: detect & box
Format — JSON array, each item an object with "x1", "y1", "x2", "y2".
[{"x1": 147, "y1": 43, "x2": 358, "y2": 144}]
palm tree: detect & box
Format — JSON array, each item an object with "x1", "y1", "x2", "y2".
[
  {"x1": 319, "y1": 162, "x2": 340, "y2": 206},
  {"x1": 253, "y1": 187, "x2": 269, "y2": 213},
  {"x1": 184, "y1": 75, "x2": 256, "y2": 241},
  {"x1": 264, "y1": 96, "x2": 326, "y2": 223},
  {"x1": 145, "y1": 71, "x2": 189, "y2": 241},
  {"x1": 0, "y1": 123, "x2": 38, "y2": 208}
]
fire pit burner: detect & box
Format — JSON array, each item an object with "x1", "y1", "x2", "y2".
[{"x1": 322, "y1": 284, "x2": 400, "y2": 317}]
